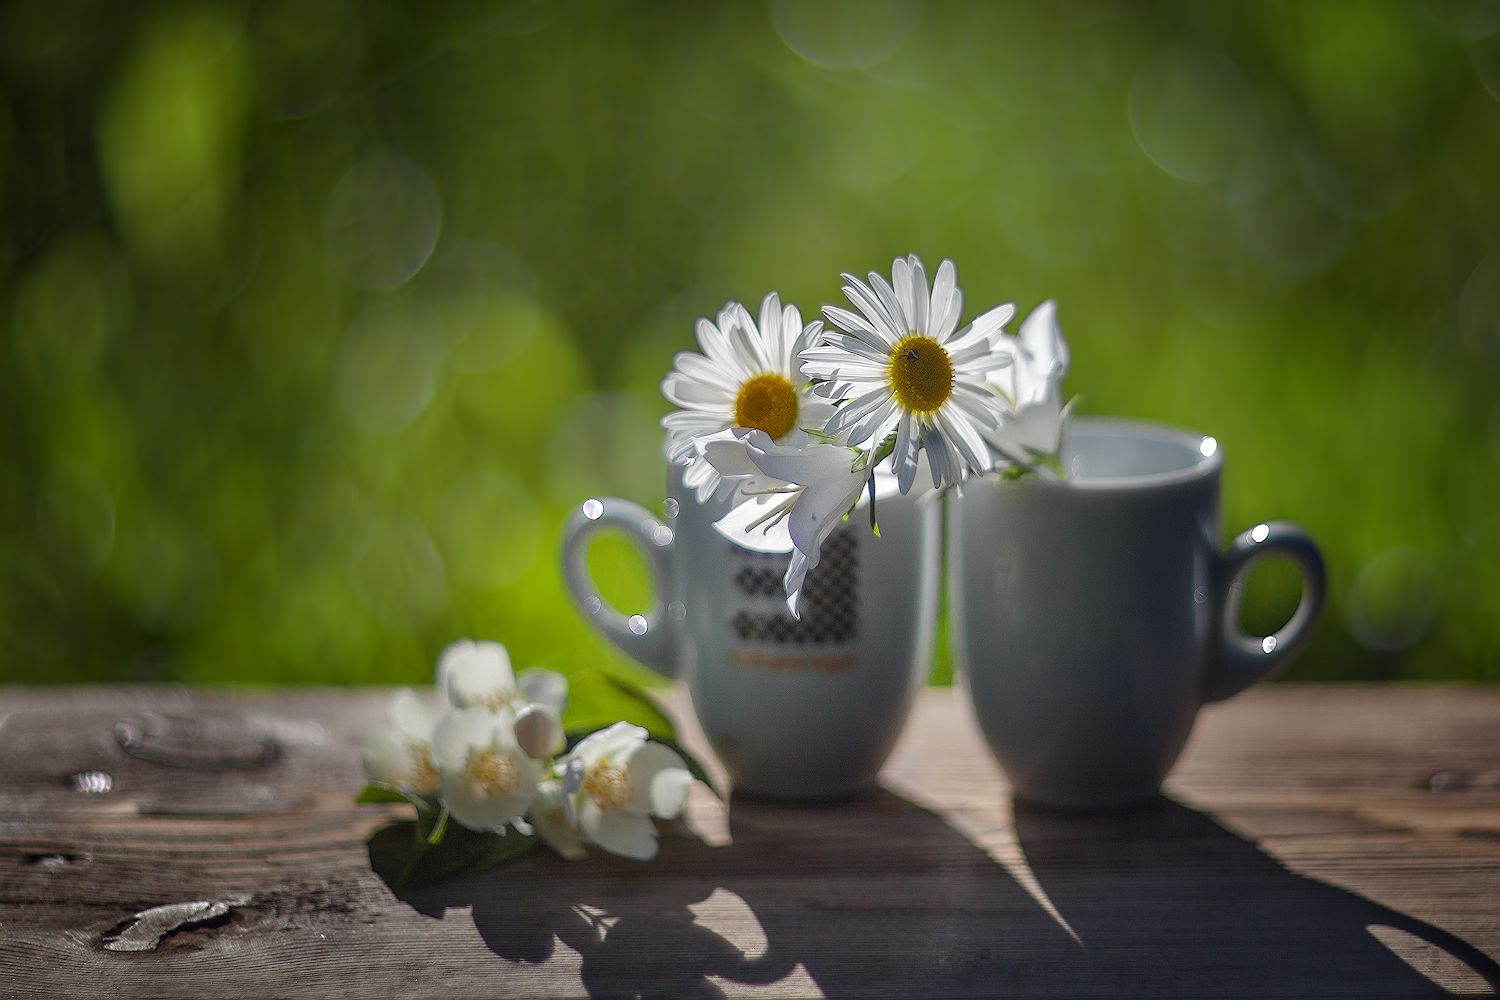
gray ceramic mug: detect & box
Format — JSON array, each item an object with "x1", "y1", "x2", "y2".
[
  {"x1": 949, "y1": 417, "x2": 1326, "y2": 808},
  {"x1": 563, "y1": 468, "x2": 941, "y2": 798}
]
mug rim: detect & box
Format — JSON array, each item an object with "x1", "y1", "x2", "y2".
[{"x1": 1056, "y1": 416, "x2": 1223, "y2": 491}]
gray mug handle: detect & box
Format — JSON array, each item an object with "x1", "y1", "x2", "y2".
[
  {"x1": 1203, "y1": 520, "x2": 1327, "y2": 703},
  {"x1": 561, "y1": 497, "x2": 678, "y2": 678}
]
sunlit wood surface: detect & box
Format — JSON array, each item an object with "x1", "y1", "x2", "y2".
[{"x1": 1, "y1": 684, "x2": 1498, "y2": 998}]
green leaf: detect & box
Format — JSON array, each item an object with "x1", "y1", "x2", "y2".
[
  {"x1": 561, "y1": 669, "x2": 676, "y2": 741},
  {"x1": 357, "y1": 782, "x2": 440, "y2": 822},
  {"x1": 381, "y1": 819, "x2": 541, "y2": 890},
  {"x1": 357, "y1": 783, "x2": 416, "y2": 805},
  {"x1": 562, "y1": 669, "x2": 720, "y2": 799}
]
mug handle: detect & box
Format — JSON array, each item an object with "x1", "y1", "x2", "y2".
[
  {"x1": 561, "y1": 497, "x2": 678, "y2": 678},
  {"x1": 1203, "y1": 520, "x2": 1327, "y2": 703}
]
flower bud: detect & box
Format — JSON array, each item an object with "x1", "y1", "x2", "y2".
[{"x1": 513, "y1": 703, "x2": 566, "y2": 759}]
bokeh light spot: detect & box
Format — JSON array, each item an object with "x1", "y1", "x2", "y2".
[
  {"x1": 1347, "y1": 548, "x2": 1441, "y2": 654},
  {"x1": 770, "y1": 0, "x2": 921, "y2": 70},
  {"x1": 323, "y1": 153, "x2": 441, "y2": 290},
  {"x1": 1130, "y1": 47, "x2": 1259, "y2": 183}
]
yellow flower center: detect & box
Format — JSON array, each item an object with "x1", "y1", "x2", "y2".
[
  {"x1": 734, "y1": 373, "x2": 799, "y2": 440},
  {"x1": 409, "y1": 745, "x2": 440, "y2": 795},
  {"x1": 888, "y1": 335, "x2": 953, "y2": 414},
  {"x1": 467, "y1": 747, "x2": 521, "y2": 796},
  {"x1": 582, "y1": 760, "x2": 633, "y2": 811},
  {"x1": 457, "y1": 689, "x2": 511, "y2": 712}
]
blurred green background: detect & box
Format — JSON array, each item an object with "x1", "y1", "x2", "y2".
[{"x1": 2, "y1": 0, "x2": 1499, "y2": 687}]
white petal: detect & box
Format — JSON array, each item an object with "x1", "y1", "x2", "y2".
[
  {"x1": 797, "y1": 398, "x2": 838, "y2": 435},
  {"x1": 443, "y1": 767, "x2": 539, "y2": 833},
  {"x1": 921, "y1": 425, "x2": 963, "y2": 493},
  {"x1": 814, "y1": 332, "x2": 893, "y2": 365},
  {"x1": 532, "y1": 789, "x2": 588, "y2": 860},
  {"x1": 839, "y1": 276, "x2": 903, "y2": 346},
  {"x1": 790, "y1": 316, "x2": 825, "y2": 364},
  {"x1": 623, "y1": 741, "x2": 692, "y2": 818},
  {"x1": 758, "y1": 292, "x2": 785, "y2": 372},
  {"x1": 662, "y1": 370, "x2": 737, "y2": 409},
  {"x1": 824, "y1": 388, "x2": 898, "y2": 447},
  {"x1": 820, "y1": 304, "x2": 893, "y2": 351},
  {"x1": 784, "y1": 547, "x2": 813, "y2": 617},
  {"x1": 444, "y1": 640, "x2": 517, "y2": 709},
  {"x1": 580, "y1": 801, "x2": 659, "y2": 860},
  {"x1": 937, "y1": 405, "x2": 994, "y2": 476},
  {"x1": 787, "y1": 471, "x2": 865, "y2": 560},
  {"x1": 713, "y1": 495, "x2": 796, "y2": 553},
  {"x1": 574, "y1": 721, "x2": 648, "y2": 767},
  {"x1": 432, "y1": 706, "x2": 514, "y2": 769},
  {"x1": 908, "y1": 254, "x2": 931, "y2": 337},
  {"x1": 867, "y1": 270, "x2": 909, "y2": 336},
  {"x1": 893, "y1": 412, "x2": 920, "y2": 495},
  {"x1": 362, "y1": 726, "x2": 415, "y2": 786},
  {"x1": 695, "y1": 316, "x2": 745, "y2": 377},
  {"x1": 930, "y1": 259, "x2": 961, "y2": 342},
  {"x1": 392, "y1": 688, "x2": 441, "y2": 742},
  {"x1": 728, "y1": 305, "x2": 774, "y2": 375},
  {"x1": 967, "y1": 301, "x2": 1017, "y2": 343}
]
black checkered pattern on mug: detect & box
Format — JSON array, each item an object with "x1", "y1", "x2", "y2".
[{"x1": 731, "y1": 530, "x2": 858, "y2": 644}]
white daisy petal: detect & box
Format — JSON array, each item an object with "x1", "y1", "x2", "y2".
[
  {"x1": 938, "y1": 404, "x2": 994, "y2": 474},
  {"x1": 791, "y1": 316, "x2": 825, "y2": 362},
  {"x1": 908, "y1": 255, "x2": 930, "y2": 337},
  {"x1": 840, "y1": 275, "x2": 903, "y2": 344},
  {"x1": 817, "y1": 332, "x2": 892, "y2": 365},
  {"x1": 930, "y1": 259, "x2": 961, "y2": 341},
  {"x1": 893, "y1": 412, "x2": 920, "y2": 495},
  {"x1": 695, "y1": 316, "x2": 742, "y2": 375},
  {"x1": 669, "y1": 351, "x2": 744, "y2": 394},
  {"x1": 662, "y1": 370, "x2": 737, "y2": 409},
  {"x1": 868, "y1": 271, "x2": 909, "y2": 335},
  {"x1": 821, "y1": 304, "x2": 891, "y2": 350},
  {"x1": 825, "y1": 389, "x2": 899, "y2": 446}
]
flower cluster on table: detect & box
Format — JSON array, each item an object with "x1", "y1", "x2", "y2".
[
  {"x1": 361, "y1": 639, "x2": 711, "y2": 886},
  {"x1": 661, "y1": 254, "x2": 1072, "y2": 613}
]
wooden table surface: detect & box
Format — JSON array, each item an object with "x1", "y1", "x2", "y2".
[{"x1": 1, "y1": 683, "x2": 1498, "y2": 999}]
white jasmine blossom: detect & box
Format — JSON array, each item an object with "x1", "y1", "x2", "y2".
[
  {"x1": 361, "y1": 687, "x2": 443, "y2": 796},
  {"x1": 433, "y1": 706, "x2": 542, "y2": 832},
  {"x1": 803, "y1": 255, "x2": 1015, "y2": 495},
  {"x1": 983, "y1": 299, "x2": 1073, "y2": 470},
  {"x1": 661, "y1": 293, "x2": 836, "y2": 503},
  {"x1": 559, "y1": 722, "x2": 693, "y2": 861},
  {"x1": 531, "y1": 780, "x2": 588, "y2": 860},
  {"x1": 437, "y1": 639, "x2": 516, "y2": 710},
  {"x1": 703, "y1": 430, "x2": 871, "y2": 616}
]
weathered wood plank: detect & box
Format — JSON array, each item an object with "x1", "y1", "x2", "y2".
[{"x1": 0, "y1": 684, "x2": 1497, "y2": 998}]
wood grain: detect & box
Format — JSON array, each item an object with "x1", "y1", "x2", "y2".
[{"x1": 1, "y1": 684, "x2": 1497, "y2": 998}]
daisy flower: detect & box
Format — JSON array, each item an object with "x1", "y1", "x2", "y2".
[
  {"x1": 802, "y1": 255, "x2": 1015, "y2": 494},
  {"x1": 661, "y1": 293, "x2": 836, "y2": 503}
]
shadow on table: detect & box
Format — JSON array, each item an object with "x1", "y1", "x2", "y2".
[
  {"x1": 374, "y1": 789, "x2": 1078, "y2": 998},
  {"x1": 372, "y1": 791, "x2": 1500, "y2": 998},
  {"x1": 1012, "y1": 795, "x2": 1500, "y2": 998}
]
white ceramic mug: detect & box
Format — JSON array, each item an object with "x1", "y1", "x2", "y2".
[
  {"x1": 563, "y1": 469, "x2": 941, "y2": 798},
  {"x1": 949, "y1": 417, "x2": 1326, "y2": 808}
]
